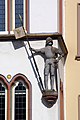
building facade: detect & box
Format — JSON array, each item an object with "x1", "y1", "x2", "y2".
[
  {"x1": 65, "y1": 0, "x2": 80, "y2": 120},
  {"x1": 0, "y1": 0, "x2": 72, "y2": 120}
]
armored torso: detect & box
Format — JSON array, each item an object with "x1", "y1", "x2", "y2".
[{"x1": 44, "y1": 46, "x2": 57, "y2": 59}]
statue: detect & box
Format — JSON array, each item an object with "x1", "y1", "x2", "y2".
[{"x1": 30, "y1": 37, "x2": 64, "y2": 91}]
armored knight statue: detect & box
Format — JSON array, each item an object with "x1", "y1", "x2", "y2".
[{"x1": 30, "y1": 37, "x2": 64, "y2": 91}]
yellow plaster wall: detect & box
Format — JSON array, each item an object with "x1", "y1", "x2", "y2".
[{"x1": 65, "y1": 0, "x2": 80, "y2": 120}]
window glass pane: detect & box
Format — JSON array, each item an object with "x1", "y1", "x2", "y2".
[
  {"x1": 15, "y1": 0, "x2": 23, "y2": 28},
  {"x1": 15, "y1": 82, "x2": 26, "y2": 120},
  {"x1": 0, "y1": 83, "x2": 5, "y2": 120},
  {"x1": 0, "y1": 0, "x2": 5, "y2": 31}
]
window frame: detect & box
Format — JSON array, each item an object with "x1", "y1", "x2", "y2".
[
  {"x1": 14, "y1": 82, "x2": 27, "y2": 120},
  {"x1": 10, "y1": 0, "x2": 29, "y2": 34},
  {"x1": 11, "y1": 81, "x2": 28, "y2": 120},
  {"x1": 3, "y1": 0, "x2": 29, "y2": 34},
  {"x1": 75, "y1": 3, "x2": 80, "y2": 61},
  {"x1": 78, "y1": 95, "x2": 80, "y2": 120},
  {"x1": 11, "y1": 0, "x2": 26, "y2": 32},
  {"x1": 10, "y1": 74, "x2": 32, "y2": 120}
]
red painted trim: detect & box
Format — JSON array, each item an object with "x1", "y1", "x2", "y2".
[
  {"x1": 0, "y1": 74, "x2": 32, "y2": 120},
  {"x1": 10, "y1": 73, "x2": 32, "y2": 120},
  {"x1": 8, "y1": 0, "x2": 10, "y2": 33},
  {"x1": 26, "y1": 0, "x2": 29, "y2": 32},
  {"x1": 0, "y1": 75, "x2": 10, "y2": 120},
  {"x1": 0, "y1": 75, "x2": 8, "y2": 87},
  {"x1": 59, "y1": 0, "x2": 64, "y2": 119},
  {"x1": 59, "y1": 0, "x2": 62, "y2": 33}
]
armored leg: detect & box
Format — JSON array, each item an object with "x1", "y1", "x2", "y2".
[
  {"x1": 50, "y1": 65, "x2": 55, "y2": 90},
  {"x1": 44, "y1": 75, "x2": 48, "y2": 90},
  {"x1": 50, "y1": 75, "x2": 54, "y2": 90},
  {"x1": 44, "y1": 65, "x2": 49, "y2": 90},
  {"x1": 54, "y1": 67, "x2": 58, "y2": 91}
]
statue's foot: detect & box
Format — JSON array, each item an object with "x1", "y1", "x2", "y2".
[{"x1": 52, "y1": 89, "x2": 55, "y2": 91}]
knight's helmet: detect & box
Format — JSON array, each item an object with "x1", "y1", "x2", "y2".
[{"x1": 46, "y1": 37, "x2": 53, "y2": 46}]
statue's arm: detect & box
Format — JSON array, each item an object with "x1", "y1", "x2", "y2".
[
  {"x1": 52, "y1": 47, "x2": 65, "y2": 61},
  {"x1": 30, "y1": 47, "x2": 45, "y2": 53},
  {"x1": 56, "y1": 49, "x2": 65, "y2": 61},
  {"x1": 53, "y1": 47, "x2": 64, "y2": 56}
]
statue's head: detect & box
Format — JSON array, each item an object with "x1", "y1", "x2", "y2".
[{"x1": 46, "y1": 37, "x2": 53, "y2": 46}]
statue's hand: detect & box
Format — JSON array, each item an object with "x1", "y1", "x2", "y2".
[
  {"x1": 54, "y1": 59, "x2": 59, "y2": 63},
  {"x1": 58, "y1": 54, "x2": 65, "y2": 60},
  {"x1": 29, "y1": 47, "x2": 33, "y2": 51},
  {"x1": 61, "y1": 54, "x2": 65, "y2": 57}
]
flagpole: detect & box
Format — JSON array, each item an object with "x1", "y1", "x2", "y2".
[{"x1": 19, "y1": 14, "x2": 44, "y2": 93}]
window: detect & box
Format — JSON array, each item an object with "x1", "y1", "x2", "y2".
[
  {"x1": 0, "y1": 83, "x2": 5, "y2": 120},
  {"x1": 15, "y1": 82, "x2": 26, "y2": 120},
  {"x1": 15, "y1": 0, "x2": 23, "y2": 28},
  {"x1": 0, "y1": 0, "x2": 5, "y2": 31},
  {"x1": 12, "y1": 0, "x2": 27, "y2": 30},
  {"x1": 0, "y1": 74, "x2": 32, "y2": 120},
  {"x1": 77, "y1": 4, "x2": 80, "y2": 56},
  {"x1": 0, "y1": 0, "x2": 29, "y2": 33},
  {"x1": 75, "y1": 3, "x2": 80, "y2": 60},
  {"x1": 0, "y1": 0, "x2": 7, "y2": 32},
  {"x1": 10, "y1": 74, "x2": 32, "y2": 120}
]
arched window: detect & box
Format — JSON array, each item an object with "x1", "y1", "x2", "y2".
[
  {"x1": 15, "y1": 81, "x2": 26, "y2": 120},
  {"x1": 10, "y1": 74, "x2": 32, "y2": 120}
]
